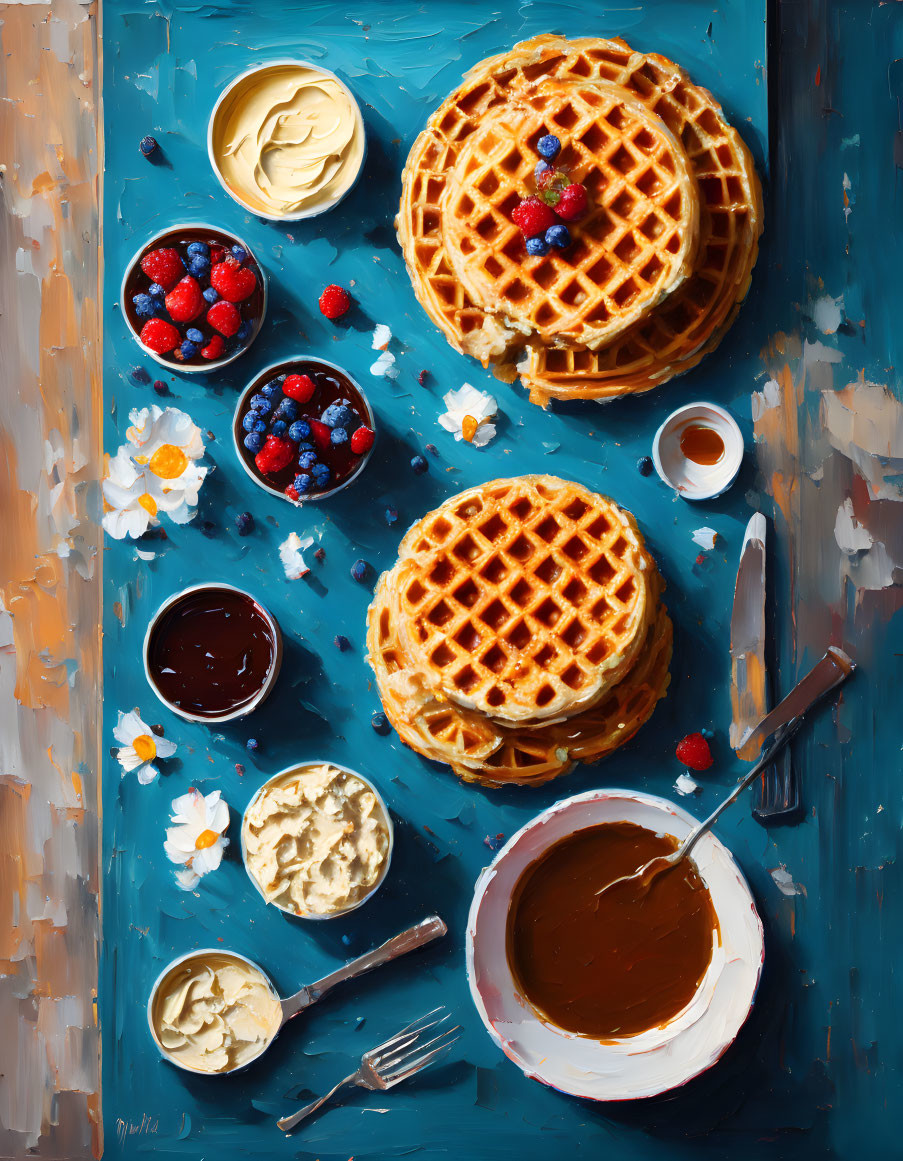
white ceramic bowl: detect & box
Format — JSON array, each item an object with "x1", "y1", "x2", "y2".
[
  {"x1": 147, "y1": 947, "x2": 282, "y2": 1074},
  {"x1": 232, "y1": 357, "x2": 377, "y2": 504},
  {"x1": 143, "y1": 583, "x2": 282, "y2": 723},
  {"x1": 652, "y1": 402, "x2": 744, "y2": 501},
  {"x1": 120, "y1": 222, "x2": 267, "y2": 373},
  {"x1": 208, "y1": 59, "x2": 367, "y2": 222},
  {"x1": 466, "y1": 789, "x2": 764, "y2": 1102},
  {"x1": 240, "y1": 761, "x2": 394, "y2": 919}
]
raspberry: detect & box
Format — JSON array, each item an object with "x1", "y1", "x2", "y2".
[
  {"x1": 675, "y1": 733, "x2": 714, "y2": 772},
  {"x1": 206, "y1": 299, "x2": 241, "y2": 336},
  {"x1": 511, "y1": 196, "x2": 557, "y2": 238},
  {"x1": 209, "y1": 245, "x2": 227, "y2": 265},
  {"x1": 139, "y1": 248, "x2": 184, "y2": 290},
  {"x1": 210, "y1": 257, "x2": 257, "y2": 303},
  {"x1": 254, "y1": 436, "x2": 295, "y2": 474},
  {"x1": 201, "y1": 335, "x2": 225, "y2": 360},
  {"x1": 350, "y1": 425, "x2": 374, "y2": 455},
  {"x1": 319, "y1": 284, "x2": 351, "y2": 319},
  {"x1": 164, "y1": 276, "x2": 203, "y2": 323},
  {"x1": 310, "y1": 419, "x2": 332, "y2": 452},
  {"x1": 555, "y1": 182, "x2": 589, "y2": 222},
  {"x1": 283, "y1": 373, "x2": 316, "y2": 403},
  {"x1": 284, "y1": 484, "x2": 300, "y2": 502},
  {"x1": 139, "y1": 317, "x2": 180, "y2": 354}
]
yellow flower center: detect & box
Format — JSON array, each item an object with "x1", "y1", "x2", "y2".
[
  {"x1": 149, "y1": 444, "x2": 189, "y2": 480},
  {"x1": 132, "y1": 733, "x2": 157, "y2": 762},
  {"x1": 461, "y1": 415, "x2": 478, "y2": 443},
  {"x1": 138, "y1": 493, "x2": 157, "y2": 516},
  {"x1": 194, "y1": 828, "x2": 219, "y2": 850}
]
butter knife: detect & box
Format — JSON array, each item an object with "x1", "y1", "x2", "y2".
[{"x1": 729, "y1": 513, "x2": 799, "y2": 821}]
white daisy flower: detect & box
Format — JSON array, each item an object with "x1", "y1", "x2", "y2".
[
  {"x1": 102, "y1": 406, "x2": 208, "y2": 540},
  {"x1": 438, "y1": 384, "x2": 498, "y2": 447},
  {"x1": 113, "y1": 708, "x2": 177, "y2": 784},
  {"x1": 164, "y1": 788, "x2": 230, "y2": 891}
]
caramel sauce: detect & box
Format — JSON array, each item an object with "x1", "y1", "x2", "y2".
[
  {"x1": 506, "y1": 822, "x2": 720, "y2": 1039},
  {"x1": 680, "y1": 423, "x2": 725, "y2": 466}
]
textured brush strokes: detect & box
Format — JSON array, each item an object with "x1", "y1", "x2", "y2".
[{"x1": 0, "y1": 0, "x2": 102, "y2": 1156}]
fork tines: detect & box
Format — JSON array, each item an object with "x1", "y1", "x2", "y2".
[{"x1": 369, "y1": 1007, "x2": 460, "y2": 1085}]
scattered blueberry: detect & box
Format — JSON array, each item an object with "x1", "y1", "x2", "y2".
[
  {"x1": 276, "y1": 399, "x2": 299, "y2": 421},
  {"x1": 537, "y1": 134, "x2": 561, "y2": 160},
  {"x1": 188, "y1": 256, "x2": 210, "y2": 278},
  {"x1": 298, "y1": 450, "x2": 318, "y2": 471},
  {"x1": 231, "y1": 245, "x2": 248, "y2": 263},
  {"x1": 186, "y1": 242, "x2": 209, "y2": 259},
  {"x1": 411, "y1": 454, "x2": 428, "y2": 475},
  {"x1": 148, "y1": 283, "x2": 165, "y2": 300},
  {"x1": 293, "y1": 473, "x2": 314, "y2": 494},
  {"x1": 525, "y1": 234, "x2": 550, "y2": 256},
  {"x1": 139, "y1": 135, "x2": 158, "y2": 157},
  {"x1": 288, "y1": 420, "x2": 310, "y2": 442},
  {"x1": 180, "y1": 340, "x2": 198, "y2": 359},
  {"x1": 385, "y1": 506, "x2": 398, "y2": 525},
  {"x1": 334, "y1": 634, "x2": 351, "y2": 652},
  {"x1": 545, "y1": 223, "x2": 571, "y2": 249},
  {"x1": 185, "y1": 327, "x2": 204, "y2": 344},
  {"x1": 637, "y1": 455, "x2": 654, "y2": 477},
  {"x1": 425, "y1": 443, "x2": 439, "y2": 457},
  {"x1": 202, "y1": 286, "x2": 219, "y2": 304},
  {"x1": 152, "y1": 380, "x2": 168, "y2": 396},
  {"x1": 235, "y1": 511, "x2": 254, "y2": 536},
  {"x1": 246, "y1": 738, "x2": 259, "y2": 753},
  {"x1": 132, "y1": 292, "x2": 157, "y2": 319},
  {"x1": 331, "y1": 426, "x2": 349, "y2": 446},
  {"x1": 130, "y1": 366, "x2": 151, "y2": 385},
  {"x1": 244, "y1": 431, "x2": 264, "y2": 453},
  {"x1": 312, "y1": 463, "x2": 331, "y2": 487},
  {"x1": 236, "y1": 320, "x2": 253, "y2": 342},
  {"x1": 271, "y1": 420, "x2": 288, "y2": 437},
  {"x1": 371, "y1": 711, "x2": 391, "y2": 735},
  {"x1": 350, "y1": 558, "x2": 369, "y2": 582}
]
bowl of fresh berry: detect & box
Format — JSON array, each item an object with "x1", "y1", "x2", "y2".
[
  {"x1": 233, "y1": 358, "x2": 376, "y2": 503},
  {"x1": 121, "y1": 223, "x2": 266, "y2": 372}
]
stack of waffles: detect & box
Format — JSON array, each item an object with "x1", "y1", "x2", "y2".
[
  {"x1": 366, "y1": 476, "x2": 672, "y2": 787},
  {"x1": 397, "y1": 35, "x2": 763, "y2": 407}
]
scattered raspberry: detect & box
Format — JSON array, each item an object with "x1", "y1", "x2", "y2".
[
  {"x1": 319, "y1": 284, "x2": 351, "y2": 319},
  {"x1": 139, "y1": 248, "x2": 184, "y2": 290},
  {"x1": 334, "y1": 634, "x2": 351, "y2": 652},
  {"x1": 283, "y1": 373, "x2": 316, "y2": 403},
  {"x1": 556, "y1": 183, "x2": 589, "y2": 222},
  {"x1": 418, "y1": 369, "x2": 428, "y2": 386},
  {"x1": 350, "y1": 425, "x2": 375, "y2": 455},
  {"x1": 310, "y1": 419, "x2": 332, "y2": 453},
  {"x1": 152, "y1": 379, "x2": 168, "y2": 395},
  {"x1": 511, "y1": 196, "x2": 558, "y2": 238},
  {"x1": 165, "y1": 276, "x2": 203, "y2": 323},
  {"x1": 314, "y1": 547, "x2": 326, "y2": 562},
  {"x1": 139, "y1": 317, "x2": 180, "y2": 354},
  {"x1": 254, "y1": 435, "x2": 295, "y2": 474},
  {"x1": 206, "y1": 299, "x2": 241, "y2": 336},
  {"x1": 201, "y1": 335, "x2": 225, "y2": 360},
  {"x1": 235, "y1": 511, "x2": 254, "y2": 536},
  {"x1": 425, "y1": 443, "x2": 439, "y2": 457},
  {"x1": 210, "y1": 257, "x2": 257, "y2": 303},
  {"x1": 675, "y1": 732, "x2": 714, "y2": 772},
  {"x1": 235, "y1": 763, "x2": 245, "y2": 777},
  {"x1": 130, "y1": 366, "x2": 151, "y2": 385}
]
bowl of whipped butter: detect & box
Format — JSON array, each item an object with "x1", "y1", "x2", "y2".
[
  {"x1": 241, "y1": 761, "x2": 393, "y2": 919},
  {"x1": 208, "y1": 60, "x2": 366, "y2": 221}
]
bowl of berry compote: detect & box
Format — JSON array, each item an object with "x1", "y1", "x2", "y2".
[
  {"x1": 233, "y1": 358, "x2": 376, "y2": 503},
  {"x1": 121, "y1": 223, "x2": 266, "y2": 372}
]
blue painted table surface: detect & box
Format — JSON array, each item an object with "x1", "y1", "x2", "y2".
[{"x1": 100, "y1": 2, "x2": 898, "y2": 1158}]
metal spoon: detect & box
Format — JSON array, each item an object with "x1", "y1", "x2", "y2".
[{"x1": 596, "y1": 647, "x2": 855, "y2": 900}]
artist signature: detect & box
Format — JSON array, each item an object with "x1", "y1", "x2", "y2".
[{"x1": 115, "y1": 1114, "x2": 159, "y2": 1147}]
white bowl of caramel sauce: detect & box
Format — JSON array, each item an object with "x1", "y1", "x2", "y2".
[
  {"x1": 652, "y1": 402, "x2": 744, "y2": 501},
  {"x1": 466, "y1": 789, "x2": 764, "y2": 1101}
]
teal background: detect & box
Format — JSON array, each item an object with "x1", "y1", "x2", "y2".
[{"x1": 101, "y1": 2, "x2": 899, "y2": 1158}]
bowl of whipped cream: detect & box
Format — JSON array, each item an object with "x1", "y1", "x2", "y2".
[{"x1": 208, "y1": 60, "x2": 367, "y2": 221}]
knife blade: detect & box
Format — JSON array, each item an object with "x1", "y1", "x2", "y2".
[{"x1": 730, "y1": 513, "x2": 769, "y2": 760}]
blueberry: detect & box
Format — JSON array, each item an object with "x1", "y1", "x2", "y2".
[
  {"x1": 371, "y1": 711, "x2": 391, "y2": 735},
  {"x1": 187, "y1": 242, "x2": 209, "y2": 259},
  {"x1": 148, "y1": 283, "x2": 166, "y2": 300},
  {"x1": 188, "y1": 256, "x2": 210, "y2": 278},
  {"x1": 249, "y1": 395, "x2": 271, "y2": 414},
  {"x1": 321, "y1": 403, "x2": 357, "y2": 430},
  {"x1": 276, "y1": 399, "x2": 299, "y2": 421},
  {"x1": 331, "y1": 426, "x2": 349, "y2": 446},
  {"x1": 139, "y1": 135, "x2": 157, "y2": 157},
  {"x1": 252, "y1": 419, "x2": 266, "y2": 434},
  {"x1": 334, "y1": 634, "x2": 351, "y2": 652},
  {"x1": 202, "y1": 286, "x2": 219, "y2": 304},
  {"x1": 130, "y1": 366, "x2": 151, "y2": 385},
  {"x1": 262, "y1": 380, "x2": 282, "y2": 399},
  {"x1": 298, "y1": 450, "x2": 318, "y2": 471},
  {"x1": 537, "y1": 134, "x2": 561, "y2": 160},
  {"x1": 180, "y1": 340, "x2": 198, "y2": 358},
  {"x1": 410, "y1": 454, "x2": 428, "y2": 475},
  {"x1": 246, "y1": 738, "x2": 259, "y2": 753},
  {"x1": 243, "y1": 431, "x2": 264, "y2": 453},
  {"x1": 292, "y1": 473, "x2": 313, "y2": 495},
  {"x1": 235, "y1": 511, "x2": 254, "y2": 536},
  {"x1": 535, "y1": 160, "x2": 551, "y2": 179},
  {"x1": 637, "y1": 455, "x2": 654, "y2": 477},
  {"x1": 241, "y1": 412, "x2": 258, "y2": 433},
  {"x1": 350, "y1": 558, "x2": 369, "y2": 582},
  {"x1": 525, "y1": 234, "x2": 550, "y2": 256},
  {"x1": 271, "y1": 420, "x2": 288, "y2": 437},
  {"x1": 288, "y1": 420, "x2": 311, "y2": 442},
  {"x1": 545, "y1": 224, "x2": 571, "y2": 249},
  {"x1": 236, "y1": 321, "x2": 253, "y2": 342},
  {"x1": 185, "y1": 327, "x2": 204, "y2": 344},
  {"x1": 231, "y1": 245, "x2": 248, "y2": 263},
  {"x1": 385, "y1": 506, "x2": 398, "y2": 525},
  {"x1": 312, "y1": 463, "x2": 331, "y2": 487},
  {"x1": 132, "y1": 292, "x2": 157, "y2": 319},
  {"x1": 296, "y1": 441, "x2": 314, "y2": 453}
]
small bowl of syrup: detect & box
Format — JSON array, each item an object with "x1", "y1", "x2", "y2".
[{"x1": 651, "y1": 403, "x2": 744, "y2": 501}]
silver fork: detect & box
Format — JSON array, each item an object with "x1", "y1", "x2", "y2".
[{"x1": 276, "y1": 1007, "x2": 460, "y2": 1133}]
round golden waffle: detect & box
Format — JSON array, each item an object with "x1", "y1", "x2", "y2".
[
  {"x1": 396, "y1": 34, "x2": 762, "y2": 400},
  {"x1": 388, "y1": 476, "x2": 654, "y2": 725},
  {"x1": 440, "y1": 78, "x2": 699, "y2": 353}
]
